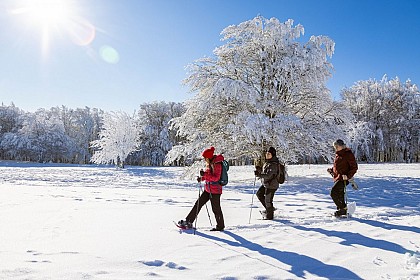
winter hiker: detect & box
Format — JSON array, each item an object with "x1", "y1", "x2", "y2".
[
  {"x1": 327, "y1": 139, "x2": 358, "y2": 217},
  {"x1": 254, "y1": 147, "x2": 280, "y2": 220},
  {"x1": 178, "y1": 146, "x2": 225, "y2": 231}
]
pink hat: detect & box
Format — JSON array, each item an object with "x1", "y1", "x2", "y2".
[{"x1": 202, "y1": 146, "x2": 215, "y2": 159}]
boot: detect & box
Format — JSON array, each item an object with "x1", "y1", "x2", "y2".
[
  {"x1": 260, "y1": 207, "x2": 277, "y2": 214},
  {"x1": 178, "y1": 220, "x2": 193, "y2": 229},
  {"x1": 334, "y1": 208, "x2": 347, "y2": 217},
  {"x1": 265, "y1": 207, "x2": 274, "y2": 220},
  {"x1": 210, "y1": 226, "x2": 224, "y2": 231}
]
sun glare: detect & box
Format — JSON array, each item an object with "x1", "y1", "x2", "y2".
[
  {"x1": 10, "y1": 0, "x2": 73, "y2": 29},
  {"x1": 9, "y1": 0, "x2": 96, "y2": 51},
  {"x1": 23, "y1": 0, "x2": 69, "y2": 26}
]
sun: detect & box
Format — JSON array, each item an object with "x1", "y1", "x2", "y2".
[
  {"x1": 10, "y1": 0, "x2": 74, "y2": 29},
  {"x1": 9, "y1": 0, "x2": 96, "y2": 50}
]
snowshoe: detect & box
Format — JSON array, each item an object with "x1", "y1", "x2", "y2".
[
  {"x1": 175, "y1": 220, "x2": 193, "y2": 230},
  {"x1": 347, "y1": 202, "x2": 356, "y2": 216},
  {"x1": 210, "y1": 227, "x2": 224, "y2": 232}
]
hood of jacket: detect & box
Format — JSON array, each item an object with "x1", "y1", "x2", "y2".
[{"x1": 213, "y1": 154, "x2": 224, "y2": 163}]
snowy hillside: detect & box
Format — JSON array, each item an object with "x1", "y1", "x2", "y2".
[{"x1": 0, "y1": 161, "x2": 419, "y2": 279}]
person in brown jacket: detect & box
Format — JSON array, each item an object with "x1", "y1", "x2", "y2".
[{"x1": 327, "y1": 139, "x2": 358, "y2": 217}]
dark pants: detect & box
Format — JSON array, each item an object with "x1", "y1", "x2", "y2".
[
  {"x1": 186, "y1": 190, "x2": 225, "y2": 229},
  {"x1": 330, "y1": 180, "x2": 348, "y2": 210},
  {"x1": 256, "y1": 186, "x2": 277, "y2": 219}
]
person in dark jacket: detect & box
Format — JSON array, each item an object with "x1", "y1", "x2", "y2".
[
  {"x1": 178, "y1": 146, "x2": 225, "y2": 231},
  {"x1": 327, "y1": 139, "x2": 358, "y2": 217},
  {"x1": 254, "y1": 147, "x2": 280, "y2": 220}
]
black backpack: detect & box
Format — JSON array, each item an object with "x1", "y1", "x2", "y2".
[
  {"x1": 276, "y1": 162, "x2": 286, "y2": 184},
  {"x1": 218, "y1": 160, "x2": 229, "y2": 186}
]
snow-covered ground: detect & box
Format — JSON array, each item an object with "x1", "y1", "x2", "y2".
[{"x1": 0, "y1": 161, "x2": 419, "y2": 279}]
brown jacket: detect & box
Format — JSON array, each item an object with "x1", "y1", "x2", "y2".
[
  {"x1": 332, "y1": 148, "x2": 358, "y2": 182},
  {"x1": 258, "y1": 157, "x2": 280, "y2": 189}
]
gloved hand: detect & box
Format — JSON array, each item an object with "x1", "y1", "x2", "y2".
[
  {"x1": 254, "y1": 170, "x2": 261, "y2": 177},
  {"x1": 327, "y1": 168, "x2": 334, "y2": 177},
  {"x1": 348, "y1": 177, "x2": 359, "y2": 190},
  {"x1": 199, "y1": 169, "x2": 205, "y2": 176},
  {"x1": 196, "y1": 176, "x2": 201, "y2": 183}
]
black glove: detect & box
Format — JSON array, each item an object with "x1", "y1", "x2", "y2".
[
  {"x1": 327, "y1": 168, "x2": 334, "y2": 177},
  {"x1": 196, "y1": 176, "x2": 201, "y2": 183},
  {"x1": 254, "y1": 170, "x2": 261, "y2": 177},
  {"x1": 199, "y1": 169, "x2": 205, "y2": 176}
]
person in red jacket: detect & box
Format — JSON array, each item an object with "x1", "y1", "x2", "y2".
[
  {"x1": 327, "y1": 139, "x2": 358, "y2": 217},
  {"x1": 178, "y1": 146, "x2": 225, "y2": 231}
]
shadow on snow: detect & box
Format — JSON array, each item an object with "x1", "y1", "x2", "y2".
[
  {"x1": 196, "y1": 230, "x2": 362, "y2": 280},
  {"x1": 290, "y1": 224, "x2": 411, "y2": 255}
]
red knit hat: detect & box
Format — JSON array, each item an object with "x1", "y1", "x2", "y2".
[{"x1": 202, "y1": 146, "x2": 215, "y2": 159}]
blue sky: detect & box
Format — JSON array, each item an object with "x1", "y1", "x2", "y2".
[{"x1": 1, "y1": 0, "x2": 419, "y2": 113}]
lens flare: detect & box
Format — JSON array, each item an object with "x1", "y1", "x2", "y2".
[
  {"x1": 100, "y1": 45, "x2": 120, "y2": 64},
  {"x1": 66, "y1": 18, "x2": 96, "y2": 46}
]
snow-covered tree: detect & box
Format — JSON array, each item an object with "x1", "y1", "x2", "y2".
[
  {"x1": 90, "y1": 111, "x2": 137, "y2": 167},
  {"x1": 167, "y1": 16, "x2": 347, "y2": 165},
  {"x1": 131, "y1": 101, "x2": 185, "y2": 166},
  {"x1": 0, "y1": 103, "x2": 22, "y2": 135},
  {"x1": 342, "y1": 75, "x2": 420, "y2": 162},
  {"x1": 53, "y1": 106, "x2": 104, "y2": 163},
  {"x1": 0, "y1": 103, "x2": 24, "y2": 159},
  {"x1": 1, "y1": 109, "x2": 76, "y2": 162}
]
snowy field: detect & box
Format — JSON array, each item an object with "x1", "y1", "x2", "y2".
[{"x1": 0, "y1": 161, "x2": 419, "y2": 280}]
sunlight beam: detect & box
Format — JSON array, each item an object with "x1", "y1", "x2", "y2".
[{"x1": 8, "y1": 0, "x2": 97, "y2": 53}]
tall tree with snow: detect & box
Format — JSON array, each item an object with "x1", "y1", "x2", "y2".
[
  {"x1": 131, "y1": 102, "x2": 185, "y2": 166},
  {"x1": 90, "y1": 111, "x2": 137, "y2": 167},
  {"x1": 342, "y1": 76, "x2": 420, "y2": 162},
  {"x1": 54, "y1": 106, "x2": 104, "y2": 164},
  {"x1": 167, "y1": 16, "x2": 348, "y2": 165}
]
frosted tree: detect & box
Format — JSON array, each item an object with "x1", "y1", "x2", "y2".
[
  {"x1": 167, "y1": 16, "x2": 347, "y2": 165},
  {"x1": 53, "y1": 106, "x2": 104, "y2": 163},
  {"x1": 0, "y1": 104, "x2": 23, "y2": 158},
  {"x1": 0, "y1": 103, "x2": 22, "y2": 135},
  {"x1": 1, "y1": 109, "x2": 76, "y2": 162},
  {"x1": 90, "y1": 111, "x2": 137, "y2": 167},
  {"x1": 133, "y1": 102, "x2": 185, "y2": 166},
  {"x1": 342, "y1": 75, "x2": 419, "y2": 162},
  {"x1": 0, "y1": 105, "x2": 106, "y2": 163}
]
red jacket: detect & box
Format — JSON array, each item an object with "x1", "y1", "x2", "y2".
[
  {"x1": 332, "y1": 148, "x2": 358, "y2": 182},
  {"x1": 202, "y1": 154, "x2": 224, "y2": 194}
]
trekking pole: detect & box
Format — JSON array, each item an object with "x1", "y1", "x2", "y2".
[
  {"x1": 248, "y1": 176, "x2": 257, "y2": 224},
  {"x1": 344, "y1": 180, "x2": 348, "y2": 204},
  {"x1": 344, "y1": 179, "x2": 349, "y2": 218},
  {"x1": 194, "y1": 183, "x2": 201, "y2": 235}
]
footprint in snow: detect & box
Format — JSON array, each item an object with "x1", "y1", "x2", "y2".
[
  {"x1": 140, "y1": 260, "x2": 164, "y2": 267},
  {"x1": 139, "y1": 260, "x2": 188, "y2": 270},
  {"x1": 165, "y1": 262, "x2": 187, "y2": 270},
  {"x1": 373, "y1": 256, "x2": 386, "y2": 266}
]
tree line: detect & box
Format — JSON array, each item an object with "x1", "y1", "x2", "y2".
[
  {"x1": 0, "y1": 102, "x2": 185, "y2": 165},
  {"x1": 1, "y1": 73, "x2": 418, "y2": 166}
]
